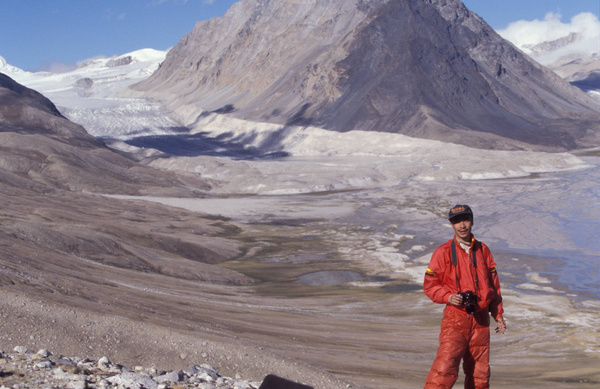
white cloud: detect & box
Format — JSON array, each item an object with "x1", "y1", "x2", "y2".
[
  {"x1": 37, "y1": 60, "x2": 78, "y2": 74},
  {"x1": 148, "y1": 0, "x2": 189, "y2": 6},
  {"x1": 497, "y1": 12, "x2": 600, "y2": 65},
  {"x1": 104, "y1": 8, "x2": 127, "y2": 22}
]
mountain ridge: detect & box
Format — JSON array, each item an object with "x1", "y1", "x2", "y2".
[
  {"x1": 130, "y1": 0, "x2": 600, "y2": 151},
  {"x1": 0, "y1": 71, "x2": 209, "y2": 195},
  {"x1": 0, "y1": 72, "x2": 94, "y2": 145}
]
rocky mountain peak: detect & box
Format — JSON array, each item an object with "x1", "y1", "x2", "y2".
[
  {"x1": 524, "y1": 32, "x2": 580, "y2": 55},
  {"x1": 0, "y1": 72, "x2": 97, "y2": 146},
  {"x1": 131, "y1": 0, "x2": 600, "y2": 151},
  {"x1": 0, "y1": 73, "x2": 64, "y2": 119}
]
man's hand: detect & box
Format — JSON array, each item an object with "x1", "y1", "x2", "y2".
[
  {"x1": 495, "y1": 317, "x2": 506, "y2": 334},
  {"x1": 448, "y1": 293, "x2": 463, "y2": 307}
]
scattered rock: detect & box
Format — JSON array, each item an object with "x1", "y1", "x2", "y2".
[{"x1": 0, "y1": 346, "x2": 263, "y2": 389}]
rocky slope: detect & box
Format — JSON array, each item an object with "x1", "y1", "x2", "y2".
[
  {"x1": 130, "y1": 0, "x2": 600, "y2": 151},
  {"x1": 0, "y1": 73, "x2": 352, "y2": 388},
  {"x1": 0, "y1": 72, "x2": 96, "y2": 147},
  {"x1": 0, "y1": 71, "x2": 252, "y2": 289}
]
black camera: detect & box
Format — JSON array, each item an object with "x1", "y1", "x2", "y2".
[{"x1": 458, "y1": 291, "x2": 478, "y2": 315}]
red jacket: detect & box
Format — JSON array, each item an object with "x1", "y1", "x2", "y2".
[{"x1": 424, "y1": 235, "x2": 503, "y2": 320}]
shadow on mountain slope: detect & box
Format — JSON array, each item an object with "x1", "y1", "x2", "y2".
[
  {"x1": 571, "y1": 72, "x2": 600, "y2": 93},
  {"x1": 125, "y1": 130, "x2": 290, "y2": 159}
]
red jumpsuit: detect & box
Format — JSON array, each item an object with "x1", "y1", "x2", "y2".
[{"x1": 423, "y1": 235, "x2": 503, "y2": 389}]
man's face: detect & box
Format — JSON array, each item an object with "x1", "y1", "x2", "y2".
[{"x1": 450, "y1": 215, "x2": 473, "y2": 241}]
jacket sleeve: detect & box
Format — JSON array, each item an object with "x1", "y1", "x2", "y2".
[
  {"x1": 484, "y1": 245, "x2": 504, "y2": 320},
  {"x1": 423, "y1": 246, "x2": 453, "y2": 305}
]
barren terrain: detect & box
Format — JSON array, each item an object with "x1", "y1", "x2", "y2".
[
  {"x1": 1, "y1": 168, "x2": 599, "y2": 388},
  {"x1": 2, "y1": 31, "x2": 599, "y2": 387}
]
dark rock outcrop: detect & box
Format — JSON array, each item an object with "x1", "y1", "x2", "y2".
[
  {"x1": 0, "y1": 72, "x2": 99, "y2": 147},
  {"x1": 106, "y1": 55, "x2": 133, "y2": 67}
]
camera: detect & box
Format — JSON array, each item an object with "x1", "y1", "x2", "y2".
[{"x1": 458, "y1": 291, "x2": 478, "y2": 315}]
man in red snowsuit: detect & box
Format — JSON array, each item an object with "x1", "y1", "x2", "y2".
[{"x1": 424, "y1": 204, "x2": 506, "y2": 389}]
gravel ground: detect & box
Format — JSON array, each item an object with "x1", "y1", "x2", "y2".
[
  {"x1": 0, "y1": 290, "x2": 352, "y2": 389},
  {"x1": 0, "y1": 346, "x2": 264, "y2": 389}
]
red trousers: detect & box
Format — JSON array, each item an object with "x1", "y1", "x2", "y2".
[{"x1": 424, "y1": 307, "x2": 491, "y2": 389}]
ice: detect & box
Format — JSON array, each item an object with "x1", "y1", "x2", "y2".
[
  {"x1": 107, "y1": 194, "x2": 357, "y2": 223},
  {"x1": 525, "y1": 272, "x2": 552, "y2": 284},
  {"x1": 2, "y1": 49, "x2": 175, "y2": 139},
  {"x1": 516, "y1": 283, "x2": 564, "y2": 294}
]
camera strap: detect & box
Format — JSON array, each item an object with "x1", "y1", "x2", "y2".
[{"x1": 451, "y1": 239, "x2": 479, "y2": 292}]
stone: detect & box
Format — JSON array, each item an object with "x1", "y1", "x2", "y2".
[
  {"x1": 59, "y1": 364, "x2": 82, "y2": 374},
  {"x1": 197, "y1": 383, "x2": 217, "y2": 389},
  {"x1": 189, "y1": 364, "x2": 220, "y2": 382},
  {"x1": 34, "y1": 360, "x2": 54, "y2": 369},
  {"x1": 107, "y1": 372, "x2": 159, "y2": 389},
  {"x1": 35, "y1": 349, "x2": 50, "y2": 358},
  {"x1": 13, "y1": 346, "x2": 30, "y2": 355},
  {"x1": 155, "y1": 369, "x2": 183, "y2": 383},
  {"x1": 65, "y1": 380, "x2": 88, "y2": 389},
  {"x1": 0, "y1": 346, "x2": 259, "y2": 389},
  {"x1": 97, "y1": 356, "x2": 111, "y2": 366}
]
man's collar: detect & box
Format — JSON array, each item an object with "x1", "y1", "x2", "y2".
[{"x1": 455, "y1": 234, "x2": 474, "y2": 245}]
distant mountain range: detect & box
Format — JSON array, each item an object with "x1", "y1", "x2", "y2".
[
  {"x1": 128, "y1": 0, "x2": 600, "y2": 151},
  {"x1": 2, "y1": 0, "x2": 599, "y2": 152},
  {"x1": 540, "y1": 41, "x2": 600, "y2": 95},
  {"x1": 497, "y1": 11, "x2": 600, "y2": 94}
]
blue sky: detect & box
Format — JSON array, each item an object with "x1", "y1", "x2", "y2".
[
  {"x1": 1, "y1": 0, "x2": 598, "y2": 72},
  {"x1": 464, "y1": 0, "x2": 599, "y2": 28}
]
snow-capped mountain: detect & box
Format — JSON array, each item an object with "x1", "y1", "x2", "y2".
[
  {"x1": 3, "y1": 2, "x2": 600, "y2": 153},
  {"x1": 1, "y1": 49, "x2": 182, "y2": 140},
  {"x1": 497, "y1": 11, "x2": 600, "y2": 98},
  {"x1": 2, "y1": 49, "x2": 165, "y2": 99},
  {"x1": 0, "y1": 55, "x2": 26, "y2": 77}
]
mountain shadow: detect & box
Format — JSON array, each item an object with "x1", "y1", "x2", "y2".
[{"x1": 125, "y1": 131, "x2": 290, "y2": 159}]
